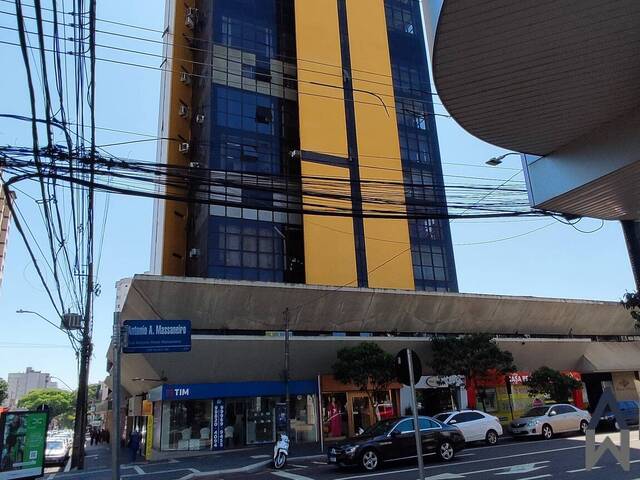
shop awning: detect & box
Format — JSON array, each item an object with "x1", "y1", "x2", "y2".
[{"x1": 577, "y1": 343, "x2": 640, "y2": 373}]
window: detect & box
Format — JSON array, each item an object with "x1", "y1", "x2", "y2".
[
  {"x1": 556, "y1": 405, "x2": 575, "y2": 414},
  {"x1": 419, "y1": 418, "x2": 439, "y2": 430},
  {"x1": 395, "y1": 419, "x2": 415, "y2": 433},
  {"x1": 450, "y1": 412, "x2": 482, "y2": 424},
  {"x1": 256, "y1": 106, "x2": 273, "y2": 124}
]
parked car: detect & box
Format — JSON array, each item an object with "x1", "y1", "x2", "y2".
[
  {"x1": 598, "y1": 400, "x2": 640, "y2": 430},
  {"x1": 327, "y1": 416, "x2": 465, "y2": 472},
  {"x1": 510, "y1": 404, "x2": 590, "y2": 439},
  {"x1": 434, "y1": 410, "x2": 503, "y2": 445},
  {"x1": 45, "y1": 439, "x2": 70, "y2": 465}
]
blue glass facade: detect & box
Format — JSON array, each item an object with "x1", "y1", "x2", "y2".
[
  {"x1": 188, "y1": 0, "x2": 304, "y2": 282},
  {"x1": 385, "y1": 0, "x2": 459, "y2": 292}
]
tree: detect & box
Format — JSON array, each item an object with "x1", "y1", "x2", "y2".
[
  {"x1": 621, "y1": 291, "x2": 640, "y2": 328},
  {"x1": 18, "y1": 389, "x2": 75, "y2": 428},
  {"x1": 332, "y1": 343, "x2": 397, "y2": 409},
  {"x1": 431, "y1": 333, "x2": 516, "y2": 411},
  {"x1": 0, "y1": 378, "x2": 7, "y2": 405},
  {"x1": 524, "y1": 366, "x2": 582, "y2": 403}
]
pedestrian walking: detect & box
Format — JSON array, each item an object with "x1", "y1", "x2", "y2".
[
  {"x1": 90, "y1": 428, "x2": 96, "y2": 446},
  {"x1": 128, "y1": 430, "x2": 141, "y2": 463}
]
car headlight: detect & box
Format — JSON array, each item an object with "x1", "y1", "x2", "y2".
[
  {"x1": 344, "y1": 446, "x2": 357, "y2": 455},
  {"x1": 527, "y1": 420, "x2": 540, "y2": 427}
]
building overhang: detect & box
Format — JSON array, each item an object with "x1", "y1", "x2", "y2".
[{"x1": 425, "y1": 0, "x2": 640, "y2": 220}]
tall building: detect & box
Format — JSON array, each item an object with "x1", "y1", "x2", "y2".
[
  {"x1": 152, "y1": 0, "x2": 457, "y2": 292},
  {"x1": 6, "y1": 367, "x2": 58, "y2": 409},
  {"x1": 0, "y1": 182, "x2": 14, "y2": 288}
]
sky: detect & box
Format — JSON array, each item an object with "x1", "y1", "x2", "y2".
[{"x1": 0, "y1": 0, "x2": 635, "y2": 391}]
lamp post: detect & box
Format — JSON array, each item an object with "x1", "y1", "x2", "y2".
[
  {"x1": 485, "y1": 152, "x2": 521, "y2": 166},
  {"x1": 50, "y1": 376, "x2": 74, "y2": 391}
]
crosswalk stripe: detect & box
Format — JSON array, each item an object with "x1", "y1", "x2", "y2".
[{"x1": 272, "y1": 471, "x2": 315, "y2": 480}]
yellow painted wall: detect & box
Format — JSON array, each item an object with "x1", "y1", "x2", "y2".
[
  {"x1": 295, "y1": 0, "x2": 358, "y2": 286},
  {"x1": 346, "y1": 0, "x2": 414, "y2": 290},
  {"x1": 161, "y1": 0, "x2": 193, "y2": 276}
]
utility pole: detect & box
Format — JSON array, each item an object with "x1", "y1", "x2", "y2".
[
  {"x1": 71, "y1": 298, "x2": 92, "y2": 468},
  {"x1": 283, "y1": 307, "x2": 291, "y2": 438}
]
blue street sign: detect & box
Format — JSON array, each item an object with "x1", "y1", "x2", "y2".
[{"x1": 122, "y1": 320, "x2": 191, "y2": 353}]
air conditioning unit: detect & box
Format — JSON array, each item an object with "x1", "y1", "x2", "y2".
[
  {"x1": 185, "y1": 7, "x2": 198, "y2": 29},
  {"x1": 195, "y1": 113, "x2": 205, "y2": 124},
  {"x1": 189, "y1": 248, "x2": 200, "y2": 258},
  {"x1": 178, "y1": 103, "x2": 190, "y2": 118},
  {"x1": 179, "y1": 71, "x2": 191, "y2": 86},
  {"x1": 178, "y1": 142, "x2": 190, "y2": 154}
]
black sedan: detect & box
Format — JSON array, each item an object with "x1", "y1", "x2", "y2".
[
  {"x1": 599, "y1": 400, "x2": 640, "y2": 430},
  {"x1": 327, "y1": 416, "x2": 465, "y2": 472}
]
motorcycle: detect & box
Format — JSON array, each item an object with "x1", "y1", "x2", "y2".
[{"x1": 273, "y1": 433, "x2": 289, "y2": 469}]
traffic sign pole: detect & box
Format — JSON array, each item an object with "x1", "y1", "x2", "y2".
[{"x1": 407, "y1": 348, "x2": 425, "y2": 480}]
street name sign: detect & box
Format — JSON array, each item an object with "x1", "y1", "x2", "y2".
[{"x1": 122, "y1": 320, "x2": 191, "y2": 354}]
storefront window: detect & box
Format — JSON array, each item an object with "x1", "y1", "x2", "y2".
[
  {"x1": 476, "y1": 388, "x2": 498, "y2": 413},
  {"x1": 161, "y1": 401, "x2": 212, "y2": 451},
  {"x1": 290, "y1": 394, "x2": 317, "y2": 443},
  {"x1": 246, "y1": 397, "x2": 276, "y2": 444},
  {"x1": 322, "y1": 393, "x2": 347, "y2": 439},
  {"x1": 224, "y1": 399, "x2": 246, "y2": 448}
]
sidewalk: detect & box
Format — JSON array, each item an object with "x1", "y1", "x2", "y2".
[{"x1": 47, "y1": 441, "x2": 326, "y2": 479}]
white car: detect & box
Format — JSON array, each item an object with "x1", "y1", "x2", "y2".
[
  {"x1": 510, "y1": 404, "x2": 591, "y2": 439},
  {"x1": 434, "y1": 410, "x2": 504, "y2": 445}
]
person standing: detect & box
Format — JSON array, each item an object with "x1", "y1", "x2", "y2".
[{"x1": 128, "y1": 430, "x2": 141, "y2": 463}]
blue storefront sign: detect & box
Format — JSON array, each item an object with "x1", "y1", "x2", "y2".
[
  {"x1": 212, "y1": 399, "x2": 225, "y2": 451},
  {"x1": 162, "y1": 380, "x2": 317, "y2": 400},
  {"x1": 123, "y1": 320, "x2": 191, "y2": 354}
]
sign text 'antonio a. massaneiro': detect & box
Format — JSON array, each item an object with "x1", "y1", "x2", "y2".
[{"x1": 122, "y1": 319, "x2": 191, "y2": 354}]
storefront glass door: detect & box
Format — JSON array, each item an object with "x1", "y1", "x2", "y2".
[
  {"x1": 349, "y1": 394, "x2": 372, "y2": 437},
  {"x1": 246, "y1": 397, "x2": 276, "y2": 444}
]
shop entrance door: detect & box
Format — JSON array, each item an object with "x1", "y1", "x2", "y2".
[
  {"x1": 246, "y1": 397, "x2": 275, "y2": 444},
  {"x1": 349, "y1": 394, "x2": 373, "y2": 437}
]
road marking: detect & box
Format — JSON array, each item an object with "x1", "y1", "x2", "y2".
[
  {"x1": 133, "y1": 466, "x2": 145, "y2": 474},
  {"x1": 495, "y1": 463, "x2": 547, "y2": 475},
  {"x1": 447, "y1": 462, "x2": 550, "y2": 478},
  {"x1": 290, "y1": 463, "x2": 308, "y2": 468},
  {"x1": 335, "y1": 444, "x2": 581, "y2": 479},
  {"x1": 272, "y1": 472, "x2": 315, "y2": 480},
  {"x1": 312, "y1": 461, "x2": 326, "y2": 465},
  {"x1": 251, "y1": 454, "x2": 272, "y2": 459},
  {"x1": 428, "y1": 474, "x2": 465, "y2": 479},
  {"x1": 517, "y1": 476, "x2": 551, "y2": 480},
  {"x1": 567, "y1": 466, "x2": 603, "y2": 473}
]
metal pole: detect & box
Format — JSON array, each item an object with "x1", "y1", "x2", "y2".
[
  {"x1": 622, "y1": 220, "x2": 640, "y2": 290},
  {"x1": 284, "y1": 308, "x2": 291, "y2": 439},
  {"x1": 111, "y1": 313, "x2": 121, "y2": 480},
  {"x1": 406, "y1": 349, "x2": 425, "y2": 480},
  {"x1": 317, "y1": 374, "x2": 324, "y2": 453}
]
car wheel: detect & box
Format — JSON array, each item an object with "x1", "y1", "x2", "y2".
[
  {"x1": 580, "y1": 420, "x2": 588, "y2": 435},
  {"x1": 437, "y1": 441, "x2": 455, "y2": 462},
  {"x1": 360, "y1": 449, "x2": 380, "y2": 472},
  {"x1": 541, "y1": 424, "x2": 553, "y2": 440},
  {"x1": 485, "y1": 429, "x2": 499, "y2": 445}
]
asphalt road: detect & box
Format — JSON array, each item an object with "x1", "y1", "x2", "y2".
[{"x1": 210, "y1": 432, "x2": 640, "y2": 480}]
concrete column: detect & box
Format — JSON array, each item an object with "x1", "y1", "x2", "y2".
[{"x1": 622, "y1": 220, "x2": 640, "y2": 290}]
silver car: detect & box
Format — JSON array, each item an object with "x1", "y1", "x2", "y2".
[{"x1": 510, "y1": 404, "x2": 591, "y2": 440}]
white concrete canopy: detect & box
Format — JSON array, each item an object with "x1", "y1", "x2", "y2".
[{"x1": 425, "y1": 0, "x2": 640, "y2": 220}]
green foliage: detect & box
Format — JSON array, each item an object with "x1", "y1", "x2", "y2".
[
  {"x1": 88, "y1": 383, "x2": 100, "y2": 401},
  {"x1": 332, "y1": 343, "x2": 396, "y2": 404},
  {"x1": 17, "y1": 389, "x2": 75, "y2": 426},
  {"x1": 621, "y1": 291, "x2": 640, "y2": 328},
  {"x1": 524, "y1": 366, "x2": 582, "y2": 403},
  {"x1": 0, "y1": 378, "x2": 7, "y2": 405},
  {"x1": 431, "y1": 333, "x2": 516, "y2": 381}
]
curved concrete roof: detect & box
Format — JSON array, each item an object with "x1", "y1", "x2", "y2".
[
  {"x1": 426, "y1": 0, "x2": 640, "y2": 155},
  {"x1": 121, "y1": 275, "x2": 633, "y2": 337}
]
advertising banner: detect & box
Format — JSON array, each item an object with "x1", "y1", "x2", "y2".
[
  {"x1": 145, "y1": 416, "x2": 153, "y2": 460},
  {"x1": 212, "y1": 400, "x2": 225, "y2": 451},
  {"x1": 0, "y1": 411, "x2": 48, "y2": 480}
]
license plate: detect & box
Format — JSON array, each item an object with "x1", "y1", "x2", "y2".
[{"x1": 328, "y1": 455, "x2": 336, "y2": 463}]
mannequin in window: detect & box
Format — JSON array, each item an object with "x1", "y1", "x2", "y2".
[{"x1": 328, "y1": 397, "x2": 342, "y2": 437}]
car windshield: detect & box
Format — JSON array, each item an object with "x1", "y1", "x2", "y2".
[
  {"x1": 360, "y1": 419, "x2": 398, "y2": 437},
  {"x1": 521, "y1": 407, "x2": 550, "y2": 418},
  {"x1": 434, "y1": 413, "x2": 450, "y2": 422},
  {"x1": 47, "y1": 441, "x2": 64, "y2": 450}
]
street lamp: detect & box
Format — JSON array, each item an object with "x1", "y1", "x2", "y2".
[
  {"x1": 16, "y1": 309, "x2": 65, "y2": 333},
  {"x1": 50, "y1": 376, "x2": 74, "y2": 391},
  {"x1": 485, "y1": 152, "x2": 520, "y2": 166}
]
